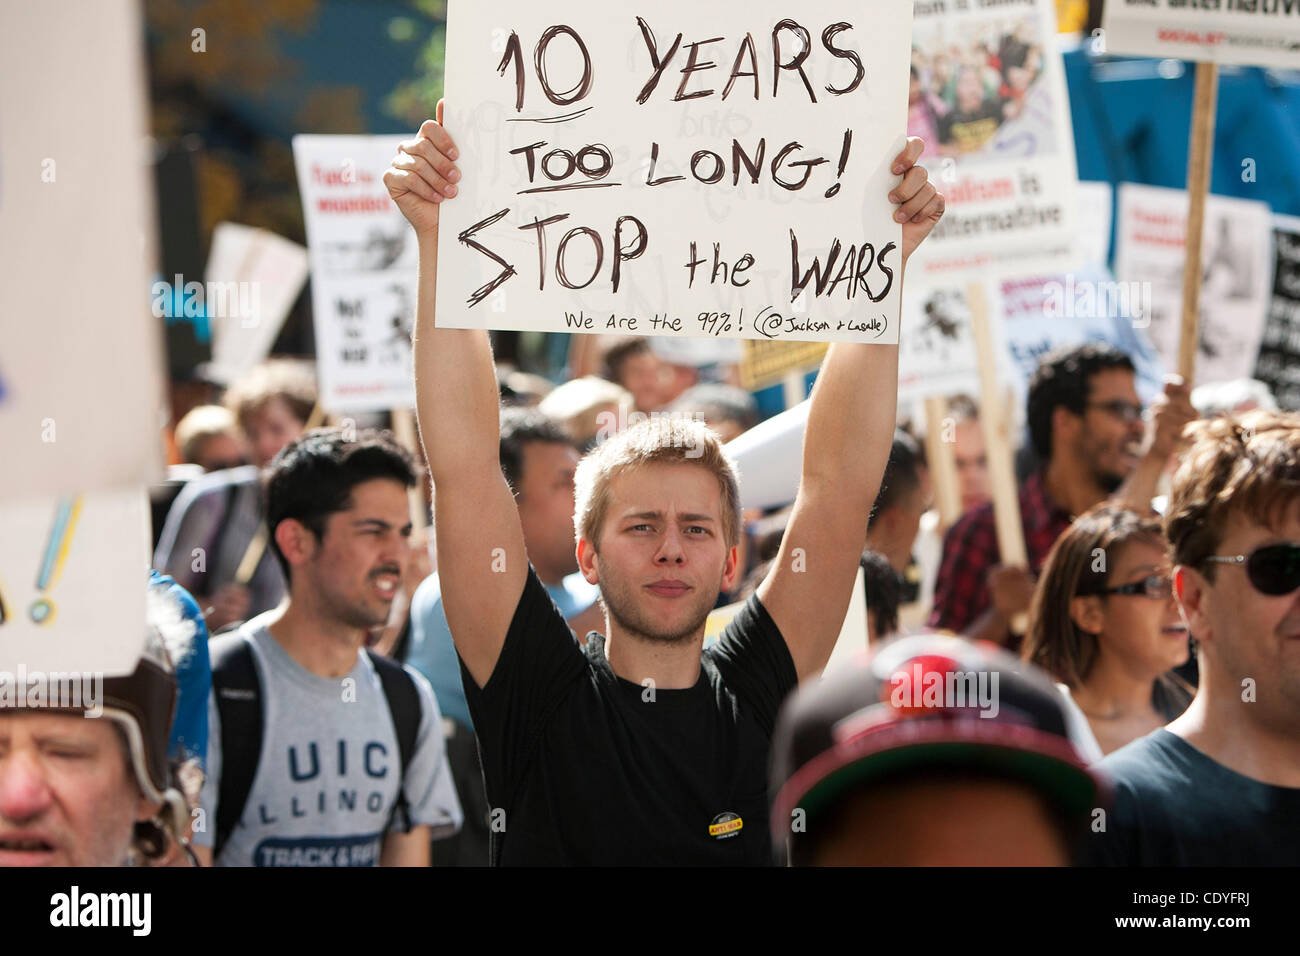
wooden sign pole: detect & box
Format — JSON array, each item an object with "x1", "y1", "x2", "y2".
[
  {"x1": 923, "y1": 394, "x2": 962, "y2": 531},
  {"x1": 968, "y1": 281, "x2": 1029, "y2": 634},
  {"x1": 1177, "y1": 61, "x2": 1219, "y2": 384}
]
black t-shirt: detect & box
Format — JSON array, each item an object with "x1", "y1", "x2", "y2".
[
  {"x1": 460, "y1": 567, "x2": 798, "y2": 865},
  {"x1": 1087, "y1": 728, "x2": 1300, "y2": 866}
]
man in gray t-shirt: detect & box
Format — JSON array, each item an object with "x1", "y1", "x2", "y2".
[
  {"x1": 192, "y1": 427, "x2": 462, "y2": 866},
  {"x1": 198, "y1": 618, "x2": 461, "y2": 867}
]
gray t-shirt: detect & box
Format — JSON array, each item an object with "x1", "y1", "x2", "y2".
[{"x1": 196, "y1": 618, "x2": 462, "y2": 866}]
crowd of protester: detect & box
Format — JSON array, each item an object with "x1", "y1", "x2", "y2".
[
  {"x1": 909, "y1": 21, "x2": 1046, "y2": 158},
  {"x1": 3, "y1": 121, "x2": 1297, "y2": 870}
]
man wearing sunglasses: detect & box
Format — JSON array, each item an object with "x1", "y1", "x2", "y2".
[{"x1": 1088, "y1": 411, "x2": 1300, "y2": 865}]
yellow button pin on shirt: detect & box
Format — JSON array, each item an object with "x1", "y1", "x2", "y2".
[{"x1": 709, "y1": 812, "x2": 743, "y2": 839}]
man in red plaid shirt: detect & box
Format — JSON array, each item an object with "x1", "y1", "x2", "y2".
[{"x1": 929, "y1": 343, "x2": 1196, "y2": 648}]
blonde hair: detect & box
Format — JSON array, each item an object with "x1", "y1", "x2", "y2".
[
  {"x1": 574, "y1": 415, "x2": 742, "y2": 550},
  {"x1": 174, "y1": 405, "x2": 238, "y2": 464},
  {"x1": 539, "y1": 376, "x2": 634, "y2": 446},
  {"x1": 223, "y1": 359, "x2": 317, "y2": 430}
]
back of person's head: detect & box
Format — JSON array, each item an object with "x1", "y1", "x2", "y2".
[
  {"x1": 1026, "y1": 343, "x2": 1135, "y2": 461},
  {"x1": 499, "y1": 407, "x2": 575, "y2": 494},
  {"x1": 668, "y1": 384, "x2": 759, "y2": 442},
  {"x1": 223, "y1": 358, "x2": 318, "y2": 429},
  {"x1": 174, "y1": 405, "x2": 242, "y2": 468},
  {"x1": 1025, "y1": 503, "x2": 1165, "y2": 687},
  {"x1": 264, "y1": 428, "x2": 417, "y2": 580},
  {"x1": 869, "y1": 429, "x2": 928, "y2": 530},
  {"x1": 860, "y1": 550, "x2": 902, "y2": 641},
  {"x1": 1166, "y1": 411, "x2": 1300, "y2": 576},
  {"x1": 946, "y1": 393, "x2": 979, "y2": 424},
  {"x1": 602, "y1": 337, "x2": 654, "y2": 384},
  {"x1": 771, "y1": 634, "x2": 1102, "y2": 866},
  {"x1": 574, "y1": 415, "x2": 741, "y2": 549},
  {"x1": 538, "y1": 376, "x2": 634, "y2": 450}
]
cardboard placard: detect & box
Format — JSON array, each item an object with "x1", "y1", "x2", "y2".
[
  {"x1": 203, "y1": 223, "x2": 310, "y2": 386},
  {"x1": 436, "y1": 1, "x2": 914, "y2": 344},
  {"x1": 1115, "y1": 183, "x2": 1272, "y2": 386},
  {"x1": 1253, "y1": 214, "x2": 1300, "y2": 410},
  {"x1": 293, "y1": 135, "x2": 419, "y2": 413},
  {"x1": 904, "y1": 0, "x2": 1080, "y2": 283},
  {"x1": 1101, "y1": 0, "x2": 1300, "y2": 70},
  {"x1": 0, "y1": 0, "x2": 163, "y2": 498},
  {"x1": 0, "y1": 488, "x2": 151, "y2": 677}
]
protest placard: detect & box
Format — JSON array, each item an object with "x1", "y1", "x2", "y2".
[
  {"x1": 903, "y1": 0, "x2": 1080, "y2": 283},
  {"x1": 0, "y1": 488, "x2": 150, "y2": 677},
  {"x1": 203, "y1": 223, "x2": 310, "y2": 387},
  {"x1": 1253, "y1": 214, "x2": 1300, "y2": 410},
  {"x1": 898, "y1": 283, "x2": 984, "y2": 402},
  {"x1": 0, "y1": 0, "x2": 163, "y2": 499},
  {"x1": 998, "y1": 265, "x2": 1167, "y2": 410},
  {"x1": 1076, "y1": 180, "x2": 1114, "y2": 268},
  {"x1": 737, "y1": 341, "x2": 830, "y2": 391},
  {"x1": 293, "y1": 135, "x2": 419, "y2": 413},
  {"x1": 1101, "y1": 0, "x2": 1300, "y2": 70},
  {"x1": 436, "y1": 1, "x2": 913, "y2": 344},
  {"x1": 1115, "y1": 183, "x2": 1272, "y2": 386}
]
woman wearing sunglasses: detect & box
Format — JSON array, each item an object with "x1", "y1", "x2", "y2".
[{"x1": 1023, "y1": 504, "x2": 1193, "y2": 762}]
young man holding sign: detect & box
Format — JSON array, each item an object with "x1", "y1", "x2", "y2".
[{"x1": 386, "y1": 102, "x2": 942, "y2": 864}]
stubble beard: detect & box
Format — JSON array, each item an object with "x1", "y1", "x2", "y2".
[{"x1": 597, "y1": 565, "x2": 719, "y2": 646}]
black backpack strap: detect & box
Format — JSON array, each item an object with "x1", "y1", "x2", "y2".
[
  {"x1": 209, "y1": 633, "x2": 262, "y2": 860},
  {"x1": 366, "y1": 650, "x2": 420, "y2": 833}
]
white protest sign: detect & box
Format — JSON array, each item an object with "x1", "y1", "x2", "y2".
[
  {"x1": 0, "y1": 0, "x2": 163, "y2": 498},
  {"x1": 898, "y1": 178, "x2": 1113, "y2": 402},
  {"x1": 997, "y1": 265, "x2": 1168, "y2": 410},
  {"x1": 293, "y1": 135, "x2": 418, "y2": 413},
  {"x1": 897, "y1": 283, "x2": 984, "y2": 402},
  {"x1": 1101, "y1": 0, "x2": 1300, "y2": 70},
  {"x1": 0, "y1": 488, "x2": 150, "y2": 676},
  {"x1": 904, "y1": 0, "x2": 1080, "y2": 283},
  {"x1": 203, "y1": 223, "x2": 310, "y2": 386},
  {"x1": 1115, "y1": 183, "x2": 1273, "y2": 386},
  {"x1": 1076, "y1": 180, "x2": 1114, "y2": 269},
  {"x1": 437, "y1": 2, "x2": 913, "y2": 344}
]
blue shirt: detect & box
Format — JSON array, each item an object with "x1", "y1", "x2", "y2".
[{"x1": 404, "y1": 569, "x2": 598, "y2": 732}]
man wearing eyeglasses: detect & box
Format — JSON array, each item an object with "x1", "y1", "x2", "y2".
[
  {"x1": 1088, "y1": 410, "x2": 1300, "y2": 865},
  {"x1": 930, "y1": 343, "x2": 1196, "y2": 649}
]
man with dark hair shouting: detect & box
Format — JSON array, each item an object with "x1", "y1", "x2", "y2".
[
  {"x1": 386, "y1": 100, "x2": 944, "y2": 864},
  {"x1": 193, "y1": 429, "x2": 462, "y2": 867}
]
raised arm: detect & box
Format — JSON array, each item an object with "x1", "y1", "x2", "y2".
[
  {"x1": 385, "y1": 102, "x2": 528, "y2": 688},
  {"x1": 757, "y1": 138, "x2": 944, "y2": 680}
]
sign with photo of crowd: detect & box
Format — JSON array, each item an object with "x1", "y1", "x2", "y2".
[
  {"x1": 902, "y1": 0, "x2": 1081, "y2": 284},
  {"x1": 436, "y1": 0, "x2": 915, "y2": 344}
]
